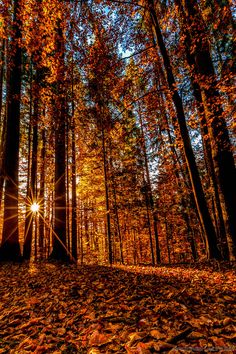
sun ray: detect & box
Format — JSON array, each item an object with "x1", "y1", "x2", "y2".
[
  {"x1": 2, "y1": 213, "x2": 19, "y2": 222},
  {"x1": 38, "y1": 213, "x2": 76, "y2": 263},
  {"x1": 1, "y1": 215, "x2": 32, "y2": 245},
  {"x1": 4, "y1": 192, "x2": 19, "y2": 202},
  {"x1": 1, "y1": 224, "x2": 19, "y2": 244}
]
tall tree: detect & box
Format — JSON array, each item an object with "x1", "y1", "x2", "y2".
[
  {"x1": 71, "y1": 53, "x2": 78, "y2": 261},
  {"x1": 50, "y1": 13, "x2": 69, "y2": 261},
  {"x1": 0, "y1": 0, "x2": 22, "y2": 261},
  {"x1": 0, "y1": 39, "x2": 6, "y2": 210},
  {"x1": 23, "y1": 72, "x2": 39, "y2": 260},
  {"x1": 146, "y1": 0, "x2": 221, "y2": 259},
  {"x1": 178, "y1": 0, "x2": 236, "y2": 260}
]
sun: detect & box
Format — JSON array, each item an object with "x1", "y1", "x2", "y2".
[{"x1": 31, "y1": 203, "x2": 40, "y2": 213}]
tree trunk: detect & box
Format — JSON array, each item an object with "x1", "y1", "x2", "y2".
[
  {"x1": 138, "y1": 109, "x2": 161, "y2": 263},
  {"x1": 174, "y1": 0, "x2": 229, "y2": 260},
  {"x1": 110, "y1": 168, "x2": 124, "y2": 264},
  {"x1": 50, "y1": 20, "x2": 68, "y2": 261},
  {"x1": 71, "y1": 67, "x2": 77, "y2": 261},
  {"x1": 0, "y1": 39, "x2": 5, "y2": 129},
  {"x1": 0, "y1": 40, "x2": 7, "y2": 210},
  {"x1": 23, "y1": 71, "x2": 38, "y2": 260},
  {"x1": 66, "y1": 116, "x2": 70, "y2": 254},
  {"x1": 147, "y1": 0, "x2": 221, "y2": 259},
  {"x1": 180, "y1": 0, "x2": 236, "y2": 261},
  {"x1": 0, "y1": 0, "x2": 22, "y2": 261},
  {"x1": 159, "y1": 110, "x2": 198, "y2": 261},
  {"x1": 101, "y1": 117, "x2": 112, "y2": 264},
  {"x1": 38, "y1": 129, "x2": 46, "y2": 259}
]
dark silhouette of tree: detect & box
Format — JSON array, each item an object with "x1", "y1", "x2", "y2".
[{"x1": 0, "y1": 0, "x2": 22, "y2": 261}]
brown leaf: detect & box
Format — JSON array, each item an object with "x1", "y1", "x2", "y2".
[
  {"x1": 57, "y1": 327, "x2": 66, "y2": 336},
  {"x1": 88, "y1": 330, "x2": 112, "y2": 347},
  {"x1": 58, "y1": 312, "x2": 67, "y2": 320},
  {"x1": 27, "y1": 297, "x2": 40, "y2": 305},
  {"x1": 19, "y1": 317, "x2": 43, "y2": 330},
  {"x1": 126, "y1": 332, "x2": 143, "y2": 347},
  {"x1": 150, "y1": 329, "x2": 165, "y2": 340},
  {"x1": 88, "y1": 349, "x2": 102, "y2": 354}
]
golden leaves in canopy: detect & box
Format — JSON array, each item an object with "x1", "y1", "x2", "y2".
[{"x1": 21, "y1": 0, "x2": 68, "y2": 83}]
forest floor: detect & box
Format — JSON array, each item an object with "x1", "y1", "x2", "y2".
[{"x1": 0, "y1": 262, "x2": 235, "y2": 353}]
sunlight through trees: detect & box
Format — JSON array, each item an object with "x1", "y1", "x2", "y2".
[{"x1": 0, "y1": 0, "x2": 235, "y2": 263}]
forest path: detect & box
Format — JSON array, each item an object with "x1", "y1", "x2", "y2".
[{"x1": 0, "y1": 263, "x2": 235, "y2": 353}]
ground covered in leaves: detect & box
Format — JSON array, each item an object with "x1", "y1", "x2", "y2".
[{"x1": 0, "y1": 262, "x2": 235, "y2": 353}]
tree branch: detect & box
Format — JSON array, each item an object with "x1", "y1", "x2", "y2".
[
  {"x1": 120, "y1": 45, "x2": 155, "y2": 60},
  {"x1": 103, "y1": 0, "x2": 147, "y2": 9}
]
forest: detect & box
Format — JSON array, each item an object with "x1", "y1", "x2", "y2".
[
  {"x1": 0, "y1": 0, "x2": 235, "y2": 352},
  {"x1": 0, "y1": 0, "x2": 235, "y2": 264}
]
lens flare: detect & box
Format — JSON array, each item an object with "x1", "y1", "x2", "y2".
[{"x1": 31, "y1": 203, "x2": 40, "y2": 213}]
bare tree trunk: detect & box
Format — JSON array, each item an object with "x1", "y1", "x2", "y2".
[
  {"x1": 0, "y1": 0, "x2": 22, "y2": 261},
  {"x1": 138, "y1": 110, "x2": 161, "y2": 263},
  {"x1": 0, "y1": 39, "x2": 5, "y2": 130},
  {"x1": 147, "y1": 0, "x2": 221, "y2": 259},
  {"x1": 38, "y1": 129, "x2": 46, "y2": 259},
  {"x1": 50, "y1": 19, "x2": 68, "y2": 261},
  {"x1": 181, "y1": 0, "x2": 236, "y2": 261},
  {"x1": 71, "y1": 57, "x2": 77, "y2": 261},
  {"x1": 174, "y1": 0, "x2": 229, "y2": 260},
  {"x1": 0, "y1": 39, "x2": 7, "y2": 210},
  {"x1": 66, "y1": 117, "x2": 70, "y2": 254},
  {"x1": 110, "y1": 164, "x2": 124, "y2": 264},
  {"x1": 23, "y1": 74, "x2": 38, "y2": 260},
  {"x1": 101, "y1": 118, "x2": 112, "y2": 264}
]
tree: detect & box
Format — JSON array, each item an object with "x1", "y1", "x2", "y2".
[
  {"x1": 177, "y1": 0, "x2": 236, "y2": 261},
  {"x1": 146, "y1": 0, "x2": 221, "y2": 259},
  {"x1": 50, "y1": 13, "x2": 69, "y2": 261},
  {"x1": 0, "y1": 0, "x2": 22, "y2": 261}
]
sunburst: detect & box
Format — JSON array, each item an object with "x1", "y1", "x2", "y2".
[{"x1": 30, "y1": 202, "x2": 40, "y2": 213}]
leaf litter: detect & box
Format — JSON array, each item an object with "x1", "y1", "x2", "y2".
[{"x1": 0, "y1": 262, "x2": 235, "y2": 353}]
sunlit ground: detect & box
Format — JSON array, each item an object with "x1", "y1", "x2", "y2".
[{"x1": 0, "y1": 262, "x2": 235, "y2": 353}]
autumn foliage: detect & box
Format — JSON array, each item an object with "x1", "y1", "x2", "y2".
[
  {"x1": 0, "y1": 1, "x2": 235, "y2": 352},
  {"x1": 0, "y1": 1, "x2": 235, "y2": 263}
]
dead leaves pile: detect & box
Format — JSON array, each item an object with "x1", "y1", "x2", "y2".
[{"x1": 0, "y1": 262, "x2": 235, "y2": 353}]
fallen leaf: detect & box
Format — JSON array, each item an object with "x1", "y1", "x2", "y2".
[{"x1": 89, "y1": 330, "x2": 112, "y2": 347}]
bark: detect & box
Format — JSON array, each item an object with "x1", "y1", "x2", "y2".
[
  {"x1": 179, "y1": 11, "x2": 228, "y2": 258},
  {"x1": 181, "y1": 0, "x2": 236, "y2": 260},
  {"x1": 138, "y1": 110, "x2": 161, "y2": 263},
  {"x1": 160, "y1": 109, "x2": 198, "y2": 261},
  {"x1": 0, "y1": 47, "x2": 7, "y2": 210},
  {"x1": 143, "y1": 181, "x2": 155, "y2": 265},
  {"x1": 38, "y1": 129, "x2": 46, "y2": 259},
  {"x1": 66, "y1": 117, "x2": 70, "y2": 254},
  {"x1": 110, "y1": 159, "x2": 124, "y2": 264},
  {"x1": 0, "y1": 110, "x2": 6, "y2": 210},
  {"x1": 0, "y1": 39, "x2": 4, "y2": 129},
  {"x1": 71, "y1": 69, "x2": 77, "y2": 261},
  {"x1": 0, "y1": 0, "x2": 22, "y2": 261},
  {"x1": 50, "y1": 20, "x2": 69, "y2": 261},
  {"x1": 101, "y1": 117, "x2": 113, "y2": 264},
  {"x1": 23, "y1": 76, "x2": 38, "y2": 260},
  {"x1": 147, "y1": 0, "x2": 221, "y2": 259}
]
